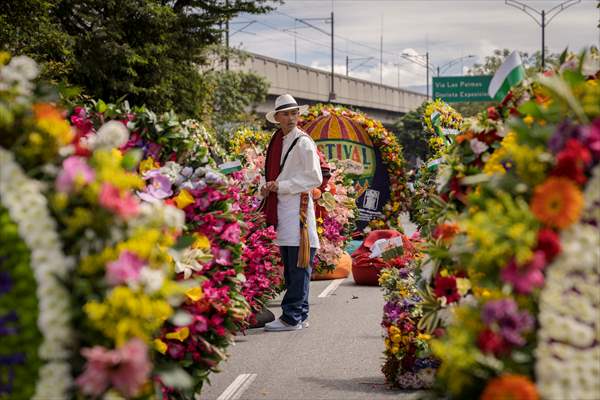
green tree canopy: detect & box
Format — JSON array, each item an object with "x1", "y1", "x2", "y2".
[{"x1": 1, "y1": 0, "x2": 277, "y2": 119}]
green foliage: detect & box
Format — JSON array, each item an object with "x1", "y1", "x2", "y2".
[
  {"x1": 0, "y1": 0, "x2": 73, "y2": 81},
  {"x1": 0, "y1": 207, "x2": 43, "y2": 400},
  {"x1": 393, "y1": 102, "x2": 430, "y2": 166},
  {"x1": 1, "y1": 0, "x2": 276, "y2": 119},
  {"x1": 467, "y1": 48, "x2": 560, "y2": 77}
]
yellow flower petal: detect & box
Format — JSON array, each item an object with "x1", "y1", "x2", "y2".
[
  {"x1": 174, "y1": 189, "x2": 195, "y2": 209},
  {"x1": 165, "y1": 327, "x2": 190, "y2": 342},
  {"x1": 185, "y1": 287, "x2": 204, "y2": 302},
  {"x1": 154, "y1": 339, "x2": 168, "y2": 354},
  {"x1": 192, "y1": 233, "x2": 210, "y2": 249}
]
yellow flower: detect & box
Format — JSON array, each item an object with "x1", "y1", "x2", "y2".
[
  {"x1": 166, "y1": 327, "x2": 190, "y2": 342},
  {"x1": 185, "y1": 287, "x2": 204, "y2": 302},
  {"x1": 139, "y1": 157, "x2": 160, "y2": 174},
  {"x1": 390, "y1": 345, "x2": 399, "y2": 354},
  {"x1": 388, "y1": 325, "x2": 400, "y2": 336},
  {"x1": 0, "y1": 51, "x2": 10, "y2": 65},
  {"x1": 456, "y1": 278, "x2": 471, "y2": 296},
  {"x1": 390, "y1": 333, "x2": 402, "y2": 343},
  {"x1": 33, "y1": 103, "x2": 74, "y2": 146},
  {"x1": 523, "y1": 115, "x2": 534, "y2": 126},
  {"x1": 154, "y1": 339, "x2": 168, "y2": 354},
  {"x1": 192, "y1": 233, "x2": 210, "y2": 249},
  {"x1": 174, "y1": 189, "x2": 195, "y2": 209},
  {"x1": 417, "y1": 332, "x2": 431, "y2": 341}
]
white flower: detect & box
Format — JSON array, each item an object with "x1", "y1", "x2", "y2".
[
  {"x1": 172, "y1": 248, "x2": 212, "y2": 279},
  {"x1": 88, "y1": 120, "x2": 129, "y2": 150},
  {"x1": 469, "y1": 138, "x2": 489, "y2": 155},
  {"x1": 0, "y1": 148, "x2": 72, "y2": 399},
  {"x1": 137, "y1": 267, "x2": 165, "y2": 294}
]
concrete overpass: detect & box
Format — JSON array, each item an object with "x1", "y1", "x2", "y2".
[{"x1": 227, "y1": 52, "x2": 427, "y2": 125}]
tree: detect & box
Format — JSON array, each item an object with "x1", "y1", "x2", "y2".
[
  {"x1": 393, "y1": 103, "x2": 430, "y2": 167},
  {"x1": 467, "y1": 48, "x2": 560, "y2": 77},
  {"x1": 1, "y1": 0, "x2": 278, "y2": 118}
]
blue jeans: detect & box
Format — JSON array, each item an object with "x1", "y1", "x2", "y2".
[{"x1": 279, "y1": 246, "x2": 316, "y2": 326}]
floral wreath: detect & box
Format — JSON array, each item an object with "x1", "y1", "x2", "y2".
[{"x1": 300, "y1": 104, "x2": 408, "y2": 232}]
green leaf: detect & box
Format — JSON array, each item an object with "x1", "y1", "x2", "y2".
[
  {"x1": 173, "y1": 235, "x2": 195, "y2": 250},
  {"x1": 96, "y1": 99, "x2": 107, "y2": 113},
  {"x1": 121, "y1": 149, "x2": 143, "y2": 171}
]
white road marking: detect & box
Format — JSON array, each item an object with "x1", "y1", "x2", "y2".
[
  {"x1": 317, "y1": 278, "x2": 346, "y2": 298},
  {"x1": 216, "y1": 373, "x2": 257, "y2": 400}
]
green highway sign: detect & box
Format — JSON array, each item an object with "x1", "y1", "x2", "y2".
[{"x1": 432, "y1": 75, "x2": 493, "y2": 103}]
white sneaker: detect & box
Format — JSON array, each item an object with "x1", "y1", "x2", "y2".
[
  {"x1": 264, "y1": 318, "x2": 302, "y2": 331},
  {"x1": 302, "y1": 320, "x2": 309, "y2": 328}
]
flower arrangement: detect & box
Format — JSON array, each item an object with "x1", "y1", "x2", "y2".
[
  {"x1": 300, "y1": 104, "x2": 409, "y2": 232},
  {"x1": 420, "y1": 50, "x2": 600, "y2": 398},
  {"x1": 313, "y1": 161, "x2": 358, "y2": 273},
  {"x1": 64, "y1": 101, "x2": 258, "y2": 398},
  {"x1": 0, "y1": 54, "x2": 192, "y2": 398},
  {"x1": 378, "y1": 234, "x2": 438, "y2": 388}
]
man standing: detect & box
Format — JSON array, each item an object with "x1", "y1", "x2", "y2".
[{"x1": 262, "y1": 94, "x2": 322, "y2": 332}]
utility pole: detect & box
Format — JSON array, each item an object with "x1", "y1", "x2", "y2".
[
  {"x1": 426, "y1": 51, "x2": 430, "y2": 100},
  {"x1": 295, "y1": 14, "x2": 335, "y2": 100},
  {"x1": 380, "y1": 34, "x2": 383, "y2": 84},
  {"x1": 331, "y1": 11, "x2": 335, "y2": 100},
  {"x1": 225, "y1": 0, "x2": 229, "y2": 70},
  {"x1": 346, "y1": 56, "x2": 349, "y2": 76},
  {"x1": 505, "y1": 0, "x2": 581, "y2": 70}
]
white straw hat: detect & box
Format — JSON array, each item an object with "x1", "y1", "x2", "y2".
[{"x1": 265, "y1": 94, "x2": 309, "y2": 124}]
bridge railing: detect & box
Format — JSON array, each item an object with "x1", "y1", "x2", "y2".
[{"x1": 227, "y1": 52, "x2": 427, "y2": 114}]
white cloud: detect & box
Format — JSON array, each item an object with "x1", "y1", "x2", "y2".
[{"x1": 232, "y1": 0, "x2": 599, "y2": 85}]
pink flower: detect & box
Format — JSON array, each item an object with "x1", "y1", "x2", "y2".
[
  {"x1": 99, "y1": 183, "x2": 140, "y2": 219},
  {"x1": 76, "y1": 339, "x2": 151, "y2": 398},
  {"x1": 214, "y1": 248, "x2": 232, "y2": 266},
  {"x1": 56, "y1": 156, "x2": 95, "y2": 192},
  {"x1": 220, "y1": 223, "x2": 241, "y2": 243},
  {"x1": 106, "y1": 251, "x2": 145, "y2": 286},
  {"x1": 501, "y1": 251, "x2": 547, "y2": 294}
]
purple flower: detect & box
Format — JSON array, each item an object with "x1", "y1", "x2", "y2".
[
  {"x1": 138, "y1": 170, "x2": 173, "y2": 202},
  {"x1": 549, "y1": 120, "x2": 581, "y2": 154},
  {"x1": 0, "y1": 270, "x2": 11, "y2": 295},
  {"x1": 581, "y1": 117, "x2": 600, "y2": 163},
  {"x1": 481, "y1": 298, "x2": 534, "y2": 347},
  {"x1": 55, "y1": 156, "x2": 95, "y2": 193}
]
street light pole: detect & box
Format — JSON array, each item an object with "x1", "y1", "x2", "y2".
[{"x1": 505, "y1": 0, "x2": 581, "y2": 70}]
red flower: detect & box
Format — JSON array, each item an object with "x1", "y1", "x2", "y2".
[
  {"x1": 487, "y1": 106, "x2": 500, "y2": 121},
  {"x1": 535, "y1": 229, "x2": 561, "y2": 262},
  {"x1": 433, "y1": 275, "x2": 460, "y2": 303},
  {"x1": 432, "y1": 222, "x2": 460, "y2": 242},
  {"x1": 477, "y1": 328, "x2": 508, "y2": 356},
  {"x1": 552, "y1": 139, "x2": 592, "y2": 185}
]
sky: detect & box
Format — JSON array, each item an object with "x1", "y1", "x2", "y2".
[{"x1": 230, "y1": 0, "x2": 599, "y2": 91}]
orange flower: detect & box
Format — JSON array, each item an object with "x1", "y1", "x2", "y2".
[
  {"x1": 481, "y1": 374, "x2": 539, "y2": 400},
  {"x1": 433, "y1": 222, "x2": 461, "y2": 242},
  {"x1": 531, "y1": 177, "x2": 583, "y2": 229}
]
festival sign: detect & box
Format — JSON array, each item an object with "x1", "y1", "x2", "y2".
[{"x1": 303, "y1": 111, "x2": 391, "y2": 230}]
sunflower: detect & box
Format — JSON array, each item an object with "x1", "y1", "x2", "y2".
[
  {"x1": 481, "y1": 374, "x2": 539, "y2": 400},
  {"x1": 530, "y1": 177, "x2": 583, "y2": 229}
]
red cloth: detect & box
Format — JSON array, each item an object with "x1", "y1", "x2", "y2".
[
  {"x1": 263, "y1": 129, "x2": 283, "y2": 227},
  {"x1": 352, "y1": 230, "x2": 402, "y2": 286}
]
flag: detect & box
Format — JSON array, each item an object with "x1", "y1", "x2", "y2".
[{"x1": 488, "y1": 51, "x2": 525, "y2": 101}]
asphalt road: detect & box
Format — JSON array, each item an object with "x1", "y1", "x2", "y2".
[
  {"x1": 199, "y1": 215, "x2": 419, "y2": 400},
  {"x1": 199, "y1": 278, "x2": 421, "y2": 400}
]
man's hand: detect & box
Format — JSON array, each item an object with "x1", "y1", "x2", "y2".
[
  {"x1": 260, "y1": 185, "x2": 269, "y2": 197},
  {"x1": 265, "y1": 181, "x2": 278, "y2": 193}
]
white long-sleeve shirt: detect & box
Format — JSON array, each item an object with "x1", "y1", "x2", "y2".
[{"x1": 276, "y1": 127, "x2": 323, "y2": 248}]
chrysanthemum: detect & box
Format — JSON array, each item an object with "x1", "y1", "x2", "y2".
[
  {"x1": 531, "y1": 177, "x2": 583, "y2": 229},
  {"x1": 481, "y1": 374, "x2": 539, "y2": 400}
]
